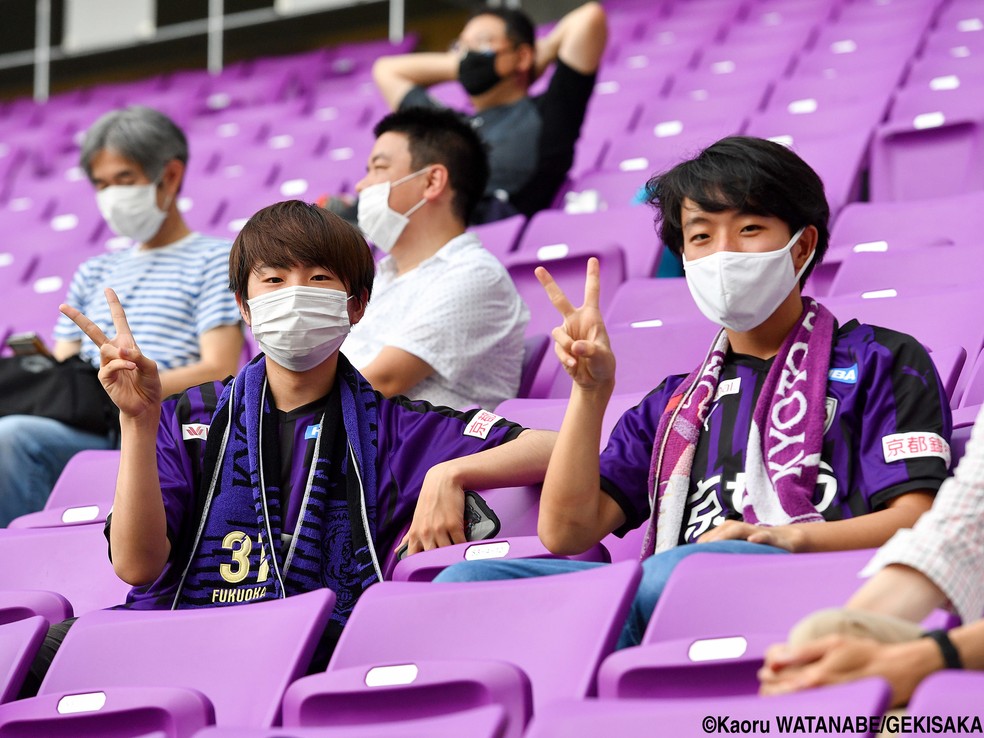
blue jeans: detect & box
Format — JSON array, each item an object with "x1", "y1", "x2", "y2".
[
  {"x1": 434, "y1": 540, "x2": 789, "y2": 648},
  {"x1": 0, "y1": 415, "x2": 114, "y2": 526}
]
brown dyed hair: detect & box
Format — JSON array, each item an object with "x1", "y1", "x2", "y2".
[{"x1": 229, "y1": 200, "x2": 375, "y2": 309}]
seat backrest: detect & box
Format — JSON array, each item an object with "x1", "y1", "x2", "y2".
[
  {"x1": 908, "y1": 671, "x2": 984, "y2": 722},
  {"x1": 47, "y1": 450, "x2": 120, "y2": 511},
  {"x1": 518, "y1": 335, "x2": 550, "y2": 399},
  {"x1": 603, "y1": 277, "x2": 700, "y2": 327},
  {"x1": 960, "y1": 350, "x2": 984, "y2": 408},
  {"x1": 469, "y1": 213, "x2": 526, "y2": 262},
  {"x1": 826, "y1": 245, "x2": 984, "y2": 297},
  {"x1": 506, "y1": 243, "x2": 626, "y2": 338},
  {"x1": 525, "y1": 679, "x2": 890, "y2": 737},
  {"x1": 0, "y1": 616, "x2": 47, "y2": 704},
  {"x1": 329, "y1": 561, "x2": 641, "y2": 711},
  {"x1": 517, "y1": 206, "x2": 661, "y2": 280},
  {"x1": 0, "y1": 590, "x2": 72, "y2": 626},
  {"x1": 41, "y1": 589, "x2": 335, "y2": 727},
  {"x1": 0, "y1": 525, "x2": 131, "y2": 616},
  {"x1": 823, "y1": 286, "x2": 984, "y2": 357},
  {"x1": 644, "y1": 549, "x2": 876, "y2": 644},
  {"x1": 548, "y1": 320, "x2": 717, "y2": 398}
]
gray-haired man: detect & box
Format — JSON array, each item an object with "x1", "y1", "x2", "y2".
[{"x1": 0, "y1": 106, "x2": 243, "y2": 525}]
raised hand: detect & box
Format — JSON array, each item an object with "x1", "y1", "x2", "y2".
[
  {"x1": 536, "y1": 256, "x2": 615, "y2": 392},
  {"x1": 60, "y1": 288, "x2": 162, "y2": 419}
]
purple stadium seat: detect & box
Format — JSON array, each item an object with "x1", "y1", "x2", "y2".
[
  {"x1": 469, "y1": 213, "x2": 526, "y2": 261},
  {"x1": 273, "y1": 156, "x2": 349, "y2": 205},
  {"x1": 505, "y1": 242, "x2": 626, "y2": 338},
  {"x1": 0, "y1": 591, "x2": 72, "y2": 626},
  {"x1": 0, "y1": 686, "x2": 214, "y2": 737},
  {"x1": 565, "y1": 169, "x2": 649, "y2": 210},
  {"x1": 908, "y1": 672, "x2": 984, "y2": 726},
  {"x1": 604, "y1": 277, "x2": 702, "y2": 327},
  {"x1": 0, "y1": 525, "x2": 131, "y2": 616},
  {"x1": 958, "y1": 349, "x2": 984, "y2": 409},
  {"x1": 194, "y1": 705, "x2": 507, "y2": 738},
  {"x1": 823, "y1": 286, "x2": 984, "y2": 356},
  {"x1": 600, "y1": 120, "x2": 744, "y2": 180},
  {"x1": 870, "y1": 114, "x2": 984, "y2": 202},
  {"x1": 929, "y1": 345, "x2": 969, "y2": 407},
  {"x1": 0, "y1": 617, "x2": 48, "y2": 704},
  {"x1": 34, "y1": 589, "x2": 335, "y2": 728},
  {"x1": 828, "y1": 191, "x2": 984, "y2": 254},
  {"x1": 743, "y1": 122, "x2": 871, "y2": 217},
  {"x1": 329, "y1": 561, "x2": 642, "y2": 711},
  {"x1": 525, "y1": 680, "x2": 890, "y2": 737},
  {"x1": 391, "y1": 536, "x2": 610, "y2": 583},
  {"x1": 546, "y1": 319, "x2": 718, "y2": 399},
  {"x1": 634, "y1": 92, "x2": 761, "y2": 141},
  {"x1": 663, "y1": 67, "x2": 775, "y2": 110},
  {"x1": 518, "y1": 334, "x2": 550, "y2": 399},
  {"x1": 519, "y1": 206, "x2": 661, "y2": 279},
  {"x1": 8, "y1": 450, "x2": 119, "y2": 530},
  {"x1": 597, "y1": 549, "x2": 876, "y2": 698},
  {"x1": 826, "y1": 245, "x2": 984, "y2": 297},
  {"x1": 0, "y1": 281, "x2": 73, "y2": 351}
]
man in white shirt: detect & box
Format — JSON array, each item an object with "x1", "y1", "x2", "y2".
[{"x1": 343, "y1": 107, "x2": 529, "y2": 409}]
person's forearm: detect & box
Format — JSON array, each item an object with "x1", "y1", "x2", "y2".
[
  {"x1": 434, "y1": 429, "x2": 557, "y2": 491},
  {"x1": 538, "y1": 383, "x2": 613, "y2": 554},
  {"x1": 535, "y1": 1, "x2": 607, "y2": 76},
  {"x1": 110, "y1": 411, "x2": 171, "y2": 585},
  {"x1": 787, "y1": 495, "x2": 933, "y2": 553},
  {"x1": 846, "y1": 564, "x2": 949, "y2": 621},
  {"x1": 372, "y1": 53, "x2": 458, "y2": 109}
]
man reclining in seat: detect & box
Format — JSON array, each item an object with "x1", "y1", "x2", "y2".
[
  {"x1": 32, "y1": 201, "x2": 554, "y2": 687},
  {"x1": 436, "y1": 136, "x2": 952, "y2": 648}
]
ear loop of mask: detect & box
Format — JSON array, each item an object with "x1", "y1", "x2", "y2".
[{"x1": 392, "y1": 167, "x2": 431, "y2": 218}]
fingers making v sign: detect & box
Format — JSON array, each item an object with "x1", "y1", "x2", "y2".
[
  {"x1": 60, "y1": 288, "x2": 162, "y2": 419},
  {"x1": 535, "y1": 256, "x2": 615, "y2": 392}
]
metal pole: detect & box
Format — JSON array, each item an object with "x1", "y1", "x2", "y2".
[
  {"x1": 207, "y1": 0, "x2": 224, "y2": 74},
  {"x1": 34, "y1": 0, "x2": 51, "y2": 102},
  {"x1": 388, "y1": 0, "x2": 404, "y2": 45}
]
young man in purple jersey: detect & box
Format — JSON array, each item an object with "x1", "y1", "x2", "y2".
[
  {"x1": 436, "y1": 136, "x2": 951, "y2": 648},
  {"x1": 47, "y1": 200, "x2": 554, "y2": 676}
]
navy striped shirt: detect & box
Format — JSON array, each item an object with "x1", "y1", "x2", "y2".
[{"x1": 53, "y1": 233, "x2": 241, "y2": 370}]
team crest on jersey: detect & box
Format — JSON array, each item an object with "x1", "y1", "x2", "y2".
[
  {"x1": 181, "y1": 423, "x2": 210, "y2": 441},
  {"x1": 828, "y1": 364, "x2": 859, "y2": 384},
  {"x1": 463, "y1": 410, "x2": 502, "y2": 439},
  {"x1": 824, "y1": 396, "x2": 838, "y2": 434}
]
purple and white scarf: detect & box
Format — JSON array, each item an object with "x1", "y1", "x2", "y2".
[{"x1": 641, "y1": 298, "x2": 836, "y2": 556}]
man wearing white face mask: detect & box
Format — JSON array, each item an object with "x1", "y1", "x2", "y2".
[
  {"x1": 0, "y1": 106, "x2": 243, "y2": 526},
  {"x1": 436, "y1": 136, "x2": 951, "y2": 649},
  {"x1": 32, "y1": 201, "x2": 556, "y2": 686},
  {"x1": 343, "y1": 107, "x2": 529, "y2": 410}
]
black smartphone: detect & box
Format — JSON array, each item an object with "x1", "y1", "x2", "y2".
[
  {"x1": 396, "y1": 490, "x2": 501, "y2": 561},
  {"x1": 5, "y1": 332, "x2": 52, "y2": 357}
]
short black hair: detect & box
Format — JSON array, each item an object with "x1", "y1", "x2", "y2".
[
  {"x1": 230, "y1": 200, "x2": 374, "y2": 307},
  {"x1": 646, "y1": 136, "x2": 830, "y2": 286},
  {"x1": 373, "y1": 107, "x2": 490, "y2": 224},
  {"x1": 469, "y1": 7, "x2": 536, "y2": 49}
]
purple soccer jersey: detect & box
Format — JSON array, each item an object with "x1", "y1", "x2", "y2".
[
  {"x1": 600, "y1": 321, "x2": 952, "y2": 541},
  {"x1": 123, "y1": 381, "x2": 523, "y2": 612}
]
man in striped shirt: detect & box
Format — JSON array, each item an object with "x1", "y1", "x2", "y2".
[{"x1": 0, "y1": 106, "x2": 243, "y2": 525}]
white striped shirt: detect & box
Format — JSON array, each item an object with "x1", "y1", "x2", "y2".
[{"x1": 54, "y1": 232, "x2": 241, "y2": 370}]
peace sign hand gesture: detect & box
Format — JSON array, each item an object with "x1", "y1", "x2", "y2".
[
  {"x1": 536, "y1": 257, "x2": 615, "y2": 392},
  {"x1": 59, "y1": 288, "x2": 162, "y2": 420}
]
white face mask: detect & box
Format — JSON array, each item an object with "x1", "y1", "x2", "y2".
[
  {"x1": 96, "y1": 182, "x2": 169, "y2": 244},
  {"x1": 247, "y1": 286, "x2": 352, "y2": 372},
  {"x1": 683, "y1": 227, "x2": 812, "y2": 332},
  {"x1": 357, "y1": 168, "x2": 429, "y2": 253}
]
